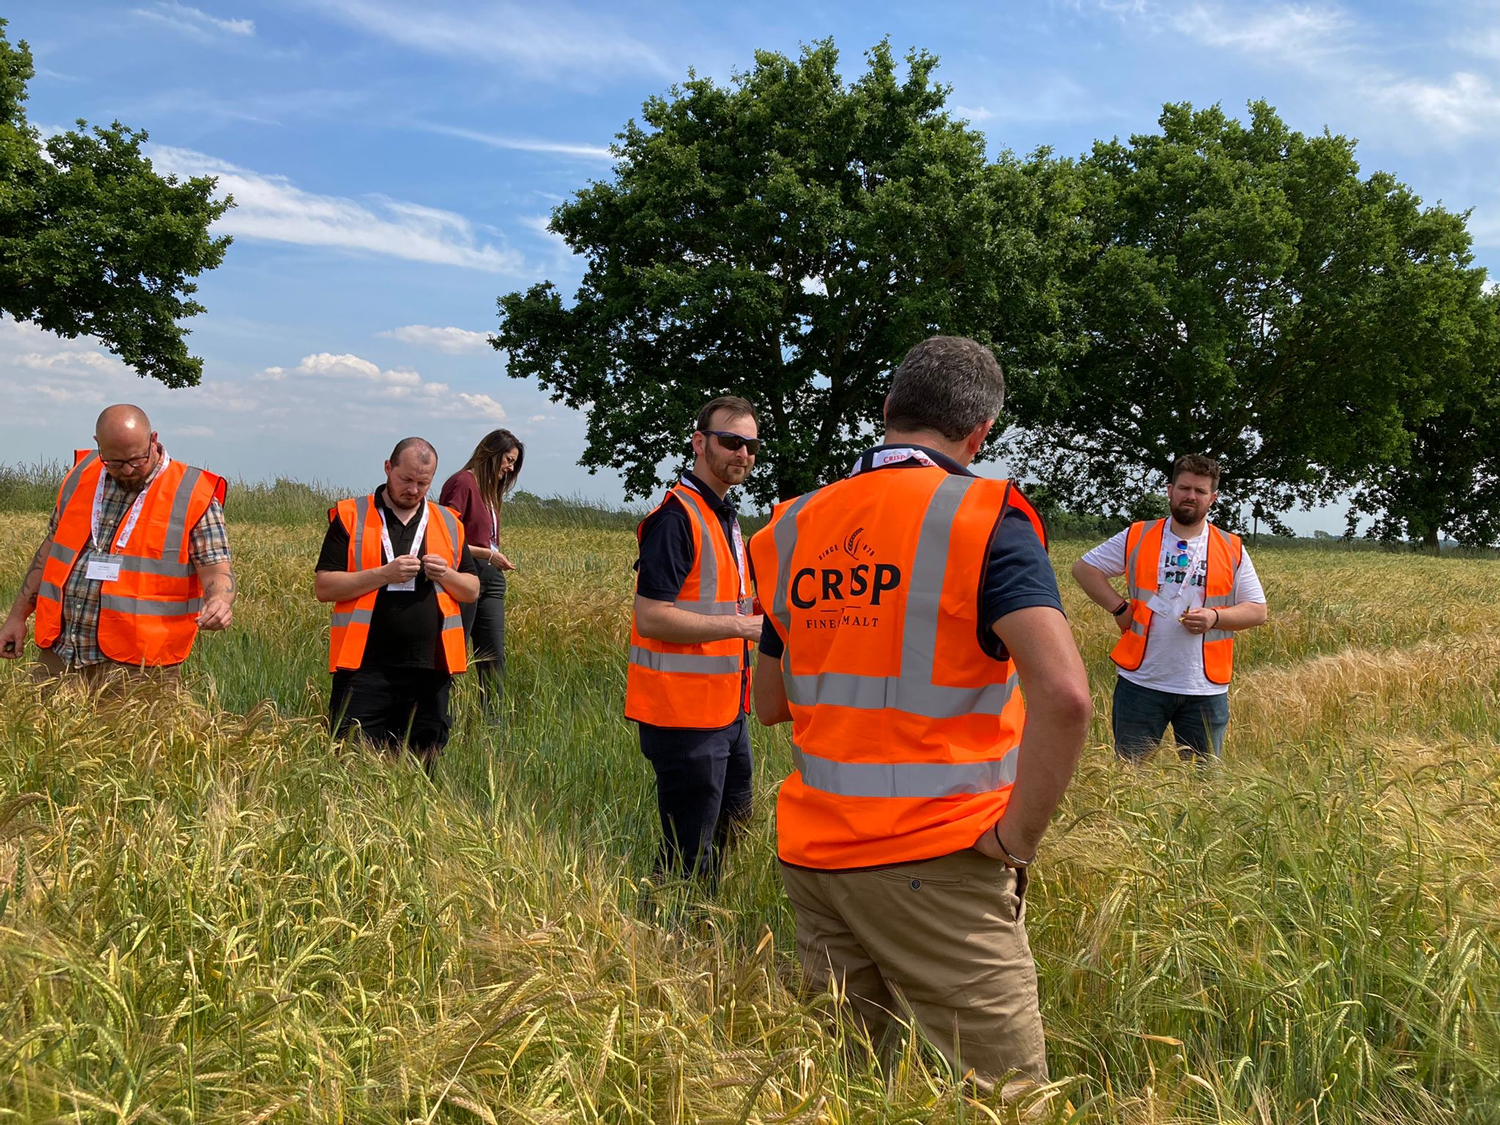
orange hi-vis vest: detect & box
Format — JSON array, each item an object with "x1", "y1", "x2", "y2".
[
  {"x1": 327, "y1": 495, "x2": 468, "y2": 674},
  {"x1": 35, "y1": 448, "x2": 226, "y2": 667},
  {"x1": 1110, "y1": 518, "x2": 1244, "y2": 685},
  {"x1": 624, "y1": 481, "x2": 753, "y2": 729},
  {"x1": 749, "y1": 463, "x2": 1048, "y2": 870}
]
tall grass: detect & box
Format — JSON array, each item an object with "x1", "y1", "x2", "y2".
[{"x1": 0, "y1": 508, "x2": 1497, "y2": 1121}]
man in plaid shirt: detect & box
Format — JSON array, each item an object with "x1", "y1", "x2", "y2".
[{"x1": 0, "y1": 405, "x2": 236, "y2": 686}]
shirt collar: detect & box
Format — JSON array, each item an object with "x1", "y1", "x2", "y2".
[
  {"x1": 851, "y1": 443, "x2": 974, "y2": 478},
  {"x1": 679, "y1": 470, "x2": 737, "y2": 515}
]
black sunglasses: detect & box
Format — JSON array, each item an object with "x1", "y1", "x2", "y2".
[{"x1": 699, "y1": 429, "x2": 760, "y2": 455}]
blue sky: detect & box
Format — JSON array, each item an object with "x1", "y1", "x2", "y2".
[{"x1": 5, "y1": 1, "x2": 1499, "y2": 532}]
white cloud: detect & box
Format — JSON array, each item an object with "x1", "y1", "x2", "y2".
[
  {"x1": 950, "y1": 104, "x2": 995, "y2": 123},
  {"x1": 378, "y1": 325, "x2": 494, "y2": 354},
  {"x1": 131, "y1": 2, "x2": 255, "y2": 39},
  {"x1": 148, "y1": 145, "x2": 528, "y2": 274},
  {"x1": 310, "y1": 0, "x2": 672, "y2": 79},
  {"x1": 1169, "y1": 3, "x2": 1346, "y2": 55},
  {"x1": 1376, "y1": 72, "x2": 1500, "y2": 138},
  {"x1": 424, "y1": 124, "x2": 614, "y2": 161},
  {"x1": 256, "y1": 352, "x2": 508, "y2": 420}
]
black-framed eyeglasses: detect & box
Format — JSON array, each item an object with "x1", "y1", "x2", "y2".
[
  {"x1": 98, "y1": 449, "x2": 153, "y2": 470},
  {"x1": 700, "y1": 429, "x2": 760, "y2": 455}
]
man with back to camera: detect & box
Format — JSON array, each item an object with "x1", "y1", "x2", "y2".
[
  {"x1": 748, "y1": 337, "x2": 1092, "y2": 1089},
  {"x1": 0, "y1": 403, "x2": 235, "y2": 689},
  {"x1": 625, "y1": 396, "x2": 764, "y2": 889},
  {"x1": 314, "y1": 437, "x2": 479, "y2": 773},
  {"x1": 1071, "y1": 453, "x2": 1268, "y2": 762}
]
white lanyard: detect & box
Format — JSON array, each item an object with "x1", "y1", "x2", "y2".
[
  {"x1": 378, "y1": 501, "x2": 429, "y2": 590},
  {"x1": 488, "y1": 504, "x2": 500, "y2": 549},
  {"x1": 92, "y1": 450, "x2": 169, "y2": 553},
  {"x1": 847, "y1": 446, "x2": 940, "y2": 476}
]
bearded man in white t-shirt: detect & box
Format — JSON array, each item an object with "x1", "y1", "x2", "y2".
[{"x1": 1072, "y1": 454, "x2": 1268, "y2": 761}]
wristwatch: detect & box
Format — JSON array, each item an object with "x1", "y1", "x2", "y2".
[{"x1": 1111, "y1": 600, "x2": 1131, "y2": 617}]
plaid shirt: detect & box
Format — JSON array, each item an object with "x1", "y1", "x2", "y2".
[{"x1": 45, "y1": 450, "x2": 232, "y2": 666}]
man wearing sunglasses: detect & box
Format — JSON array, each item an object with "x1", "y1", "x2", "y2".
[
  {"x1": 1072, "y1": 454, "x2": 1268, "y2": 761},
  {"x1": 625, "y1": 395, "x2": 764, "y2": 889},
  {"x1": 0, "y1": 404, "x2": 235, "y2": 688}
]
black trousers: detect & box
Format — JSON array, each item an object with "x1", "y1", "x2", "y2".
[
  {"x1": 330, "y1": 667, "x2": 452, "y2": 765},
  {"x1": 460, "y1": 563, "x2": 506, "y2": 708},
  {"x1": 637, "y1": 713, "x2": 753, "y2": 886}
]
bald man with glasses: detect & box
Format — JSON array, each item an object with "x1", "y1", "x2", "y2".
[{"x1": 0, "y1": 404, "x2": 235, "y2": 688}]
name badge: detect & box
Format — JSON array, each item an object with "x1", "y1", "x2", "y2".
[
  {"x1": 1145, "y1": 590, "x2": 1178, "y2": 617},
  {"x1": 386, "y1": 577, "x2": 416, "y2": 592},
  {"x1": 86, "y1": 558, "x2": 123, "y2": 582}
]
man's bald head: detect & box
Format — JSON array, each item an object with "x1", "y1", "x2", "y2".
[
  {"x1": 96, "y1": 404, "x2": 151, "y2": 445},
  {"x1": 94, "y1": 404, "x2": 159, "y2": 489}
]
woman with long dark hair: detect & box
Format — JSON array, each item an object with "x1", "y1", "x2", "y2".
[{"x1": 439, "y1": 429, "x2": 523, "y2": 711}]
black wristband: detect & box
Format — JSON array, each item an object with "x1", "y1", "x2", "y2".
[
  {"x1": 1111, "y1": 600, "x2": 1131, "y2": 617},
  {"x1": 993, "y1": 823, "x2": 1034, "y2": 867}
]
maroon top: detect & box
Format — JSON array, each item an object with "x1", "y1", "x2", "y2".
[{"x1": 439, "y1": 469, "x2": 496, "y2": 550}]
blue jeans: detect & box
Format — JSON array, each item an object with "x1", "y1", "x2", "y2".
[{"x1": 1111, "y1": 677, "x2": 1230, "y2": 762}]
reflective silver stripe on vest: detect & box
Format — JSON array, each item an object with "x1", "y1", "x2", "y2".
[
  {"x1": 55, "y1": 453, "x2": 100, "y2": 516},
  {"x1": 442, "y1": 613, "x2": 463, "y2": 632},
  {"x1": 100, "y1": 594, "x2": 202, "y2": 616},
  {"x1": 47, "y1": 542, "x2": 79, "y2": 569},
  {"x1": 432, "y1": 504, "x2": 462, "y2": 563},
  {"x1": 784, "y1": 670, "x2": 1019, "y2": 720},
  {"x1": 164, "y1": 466, "x2": 206, "y2": 552},
  {"x1": 39, "y1": 581, "x2": 62, "y2": 603},
  {"x1": 772, "y1": 475, "x2": 1015, "y2": 719},
  {"x1": 675, "y1": 487, "x2": 718, "y2": 596},
  {"x1": 1122, "y1": 519, "x2": 1162, "y2": 604},
  {"x1": 351, "y1": 495, "x2": 371, "y2": 567},
  {"x1": 628, "y1": 646, "x2": 742, "y2": 675},
  {"x1": 673, "y1": 598, "x2": 741, "y2": 616},
  {"x1": 332, "y1": 608, "x2": 374, "y2": 628},
  {"x1": 118, "y1": 556, "x2": 196, "y2": 578},
  {"x1": 793, "y1": 744, "x2": 1020, "y2": 798},
  {"x1": 769, "y1": 491, "x2": 819, "y2": 635}
]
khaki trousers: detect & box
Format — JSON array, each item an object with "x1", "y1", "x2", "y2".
[
  {"x1": 780, "y1": 848, "x2": 1047, "y2": 1090},
  {"x1": 31, "y1": 646, "x2": 183, "y2": 695}
]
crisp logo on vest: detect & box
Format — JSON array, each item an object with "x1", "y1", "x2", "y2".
[{"x1": 792, "y1": 535, "x2": 903, "y2": 626}]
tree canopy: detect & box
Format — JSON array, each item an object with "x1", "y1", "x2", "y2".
[
  {"x1": 1001, "y1": 100, "x2": 1492, "y2": 534},
  {"x1": 0, "y1": 20, "x2": 231, "y2": 387},
  {"x1": 495, "y1": 39, "x2": 1076, "y2": 506}
]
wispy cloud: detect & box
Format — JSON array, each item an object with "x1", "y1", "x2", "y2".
[
  {"x1": 1169, "y1": 3, "x2": 1347, "y2": 56},
  {"x1": 1378, "y1": 72, "x2": 1500, "y2": 137},
  {"x1": 131, "y1": 1, "x2": 255, "y2": 39},
  {"x1": 950, "y1": 104, "x2": 995, "y2": 123},
  {"x1": 378, "y1": 325, "x2": 495, "y2": 355},
  {"x1": 258, "y1": 353, "x2": 507, "y2": 420},
  {"x1": 148, "y1": 145, "x2": 528, "y2": 273},
  {"x1": 423, "y1": 123, "x2": 614, "y2": 161},
  {"x1": 309, "y1": 0, "x2": 672, "y2": 80}
]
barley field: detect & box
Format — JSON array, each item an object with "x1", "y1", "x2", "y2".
[{"x1": 1, "y1": 489, "x2": 1497, "y2": 1124}]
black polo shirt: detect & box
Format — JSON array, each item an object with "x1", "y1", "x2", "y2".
[
  {"x1": 316, "y1": 486, "x2": 479, "y2": 670},
  {"x1": 634, "y1": 472, "x2": 745, "y2": 601},
  {"x1": 757, "y1": 445, "x2": 1062, "y2": 660}
]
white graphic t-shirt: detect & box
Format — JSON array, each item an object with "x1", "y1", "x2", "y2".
[{"x1": 1080, "y1": 523, "x2": 1266, "y2": 696}]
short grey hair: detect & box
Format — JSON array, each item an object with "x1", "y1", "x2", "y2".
[{"x1": 884, "y1": 336, "x2": 1005, "y2": 441}]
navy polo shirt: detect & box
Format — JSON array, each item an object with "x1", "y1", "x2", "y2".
[
  {"x1": 757, "y1": 445, "x2": 1062, "y2": 660},
  {"x1": 634, "y1": 472, "x2": 745, "y2": 601}
]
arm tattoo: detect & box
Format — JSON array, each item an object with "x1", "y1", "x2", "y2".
[
  {"x1": 203, "y1": 571, "x2": 237, "y2": 598},
  {"x1": 11, "y1": 538, "x2": 49, "y2": 615}
]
